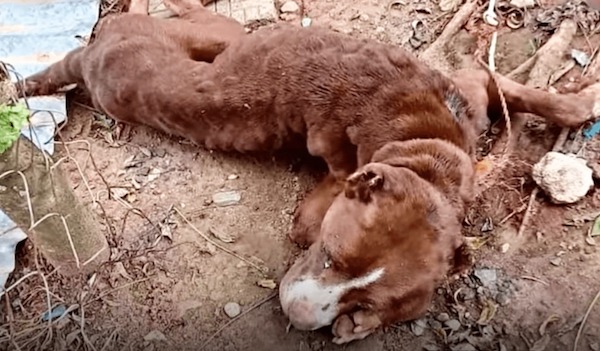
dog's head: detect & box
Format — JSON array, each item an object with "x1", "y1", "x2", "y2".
[{"x1": 279, "y1": 140, "x2": 473, "y2": 333}]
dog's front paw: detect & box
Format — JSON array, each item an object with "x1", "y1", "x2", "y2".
[
  {"x1": 14, "y1": 78, "x2": 47, "y2": 97},
  {"x1": 332, "y1": 310, "x2": 382, "y2": 345}
]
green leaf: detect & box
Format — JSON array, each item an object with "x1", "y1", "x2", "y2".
[
  {"x1": 0, "y1": 103, "x2": 29, "y2": 154},
  {"x1": 591, "y1": 215, "x2": 600, "y2": 238}
]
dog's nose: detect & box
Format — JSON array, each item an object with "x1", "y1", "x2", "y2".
[{"x1": 286, "y1": 299, "x2": 320, "y2": 331}]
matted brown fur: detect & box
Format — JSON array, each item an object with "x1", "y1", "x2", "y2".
[{"x1": 16, "y1": 0, "x2": 600, "y2": 344}]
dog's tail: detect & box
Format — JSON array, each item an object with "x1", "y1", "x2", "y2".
[{"x1": 15, "y1": 46, "x2": 85, "y2": 98}]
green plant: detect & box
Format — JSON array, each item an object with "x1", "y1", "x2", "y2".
[{"x1": 0, "y1": 103, "x2": 29, "y2": 154}]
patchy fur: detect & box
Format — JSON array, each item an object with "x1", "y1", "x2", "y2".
[{"x1": 16, "y1": 0, "x2": 600, "y2": 344}]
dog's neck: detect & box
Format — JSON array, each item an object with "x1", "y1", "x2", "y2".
[{"x1": 369, "y1": 138, "x2": 476, "y2": 217}]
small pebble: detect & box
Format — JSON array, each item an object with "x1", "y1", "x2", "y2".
[
  {"x1": 212, "y1": 191, "x2": 242, "y2": 207},
  {"x1": 451, "y1": 342, "x2": 477, "y2": 351},
  {"x1": 461, "y1": 288, "x2": 476, "y2": 300},
  {"x1": 429, "y1": 320, "x2": 443, "y2": 329},
  {"x1": 224, "y1": 302, "x2": 241, "y2": 318},
  {"x1": 410, "y1": 319, "x2": 427, "y2": 336},
  {"x1": 301, "y1": 17, "x2": 312, "y2": 27},
  {"x1": 359, "y1": 14, "x2": 369, "y2": 21},
  {"x1": 436, "y1": 312, "x2": 450, "y2": 322},
  {"x1": 144, "y1": 330, "x2": 167, "y2": 342},
  {"x1": 227, "y1": 174, "x2": 239, "y2": 180},
  {"x1": 496, "y1": 293, "x2": 510, "y2": 306},
  {"x1": 550, "y1": 257, "x2": 562, "y2": 266},
  {"x1": 280, "y1": 0, "x2": 299, "y2": 13},
  {"x1": 500, "y1": 243, "x2": 510, "y2": 253},
  {"x1": 445, "y1": 319, "x2": 461, "y2": 331},
  {"x1": 474, "y1": 268, "x2": 497, "y2": 287}
]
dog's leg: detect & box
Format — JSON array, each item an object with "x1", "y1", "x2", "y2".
[
  {"x1": 452, "y1": 69, "x2": 600, "y2": 128},
  {"x1": 16, "y1": 47, "x2": 86, "y2": 97},
  {"x1": 163, "y1": 0, "x2": 246, "y2": 62},
  {"x1": 290, "y1": 174, "x2": 344, "y2": 247}
]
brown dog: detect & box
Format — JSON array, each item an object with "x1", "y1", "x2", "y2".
[{"x1": 16, "y1": 0, "x2": 600, "y2": 344}]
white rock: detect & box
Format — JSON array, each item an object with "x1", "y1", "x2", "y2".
[
  {"x1": 224, "y1": 302, "x2": 241, "y2": 318},
  {"x1": 280, "y1": 1, "x2": 299, "y2": 13},
  {"x1": 532, "y1": 152, "x2": 594, "y2": 204}
]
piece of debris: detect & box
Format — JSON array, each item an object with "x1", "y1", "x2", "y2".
[
  {"x1": 212, "y1": 191, "x2": 242, "y2": 207},
  {"x1": 481, "y1": 217, "x2": 494, "y2": 232},
  {"x1": 146, "y1": 168, "x2": 163, "y2": 183},
  {"x1": 450, "y1": 342, "x2": 477, "y2": 351},
  {"x1": 474, "y1": 268, "x2": 497, "y2": 287},
  {"x1": 530, "y1": 334, "x2": 550, "y2": 351},
  {"x1": 301, "y1": 17, "x2": 312, "y2": 27},
  {"x1": 584, "y1": 120, "x2": 600, "y2": 140},
  {"x1": 227, "y1": 174, "x2": 239, "y2": 180},
  {"x1": 257, "y1": 279, "x2": 277, "y2": 289},
  {"x1": 509, "y1": 0, "x2": 534, "y2": 8},
  {"x1": 41, "y1": 305, "x2": 66, "y2": 321},
  {"x1": 550, "y1": 257, "x2": 562, "y2": 266},
  {"x1": 437, "y1": 312, "x2": 450, "y2": 322},
  {"x1": 110, "y1": 187, "x2": 130, "y2": 199},
  {"x1": 591, "y1": 215, "x2": 600, "y2": 237},
  {"x1": 280, "y1": 0, "x2": 299, "y2": 13},
  {"x1": 439, "y1": 0, "x2": 461, "y2": 12},
  {"x1": 532, "y1": 152, "x2": 594, "y2": 204},
  {"x1": 496, "y1": 293, "x2": 510, "y2": 306},
  {"x1": 410, "y1": 318, "x2": 427, "y2": 336},
  {"x1": 409, "y1": 20, "x2": 427, "y2": 49},
  {"x1": 571, "y1": 49, "x2": 590, "y2": 67},
  {"x1": 500, "y1": 243, "x2": 510, "y2": 253},
  {"x1": 445, "y1": 319, "x2": 461, "y2": 331},
  {"x1": 476, "y1": 299, "x2": 498, "y2": 325},
  {"x1": 144, "y1": 330, "x2": 167, "y2": 342},
  {"x1": 224, "y1": 302, "x2": 241, "y2": 318},
  {"x1": 209, "y1": 226, "x2": 236, "y2": 243}
]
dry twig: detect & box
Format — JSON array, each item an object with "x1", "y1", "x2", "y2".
[
  {"x1": 174, "y1": 207, "x2": 267, "y2": 273},
  {"x1": 573, "y1": 290, "x2": 600, "y2": 351},
  {"x1": 200, "y1": 293, "x2": 276, "y2": 349}
]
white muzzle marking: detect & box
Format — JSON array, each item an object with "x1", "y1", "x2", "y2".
[{"x1": 280, "y1": 267, "x2": 385, "y2": 330}]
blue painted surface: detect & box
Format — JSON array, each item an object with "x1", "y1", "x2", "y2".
[{"x1": 583, "y1": 120, "x2": 600, "y2": 140}]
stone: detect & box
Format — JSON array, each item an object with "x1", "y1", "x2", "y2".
[
  {"x1": 474, "y1": 268, "x2": 497, "y2": 287},
  {"x1": 496, "y1": 293, "x2": 511, "y2": 306},
  {"x1": 532, "y1": 152, "x2": 594, "y2": 204},
  {"x1": 224, "y1": 302, "x2": 241, "y2": 318},
  {"x1": 144, "y1": 330, "x2": 167, "y2": 342},
  {"x1": 436, "y1": 312, "x2": 450, "y2": 322},
  {"x1": 445, "y1": 319, "x2": 461, "y2": 331},
  {"x1": 280, "y1": 0, "x2": 299, "y2": 13},
  {"x1": 212, "y1": 191, "x2": 242, "y2": 207}
]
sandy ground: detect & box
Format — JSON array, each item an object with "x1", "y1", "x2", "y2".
[{"x1": 2, "y1": 0, "x2": 600, "y2": 350}]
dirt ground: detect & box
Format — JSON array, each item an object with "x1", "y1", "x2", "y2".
[{"x1": 3, "y1": 0, "x2": 600, "y2": 350}]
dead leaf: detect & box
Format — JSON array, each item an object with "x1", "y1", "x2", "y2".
[
  {"x1": 539, "y1": 314, "x2": 561, "y2": 336},
  {"x1": 160, "y1": 222, "x2": 173, "y2": 241},
  {"x1": 113, "y1": 262, "x2": 132, "y2": 281},
  {"x1": 439, "y1": 0, "x2": 461, "y2": 12},
  {"x1": 586, "y1": 237, "x2": 596, "y2": 246},
  {"x1": 146, "y1": 168, "x2": 162, "y2": 183},
  {"x1": 591, "y1": 214, "x2": 600, "y2": 237},
  {"x1": 209, "y1": 226, "x2": 236, "y2": 243},
  {"x1": 464, "y1": 236, "x2": 491, "y2": 250},
  {"x1": 477, "y1": 299, "x2": 498, "y2": 325},
  {"x1": 530, "y1": 334, "x2": 550, "y2": 351},
  {"x1": 257, "y1": 279, "x2": 277, "y2": 289},
  {"x1": 139, "y1": 147, "x2": 152, "y2": 158},
  {"x1": 110, "y1": 187, "x2": 129, "y2": 199}
]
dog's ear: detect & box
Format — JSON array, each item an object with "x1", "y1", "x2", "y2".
[{"x1": 344, "y1": 169, "x2": 384, "y2": 203}]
